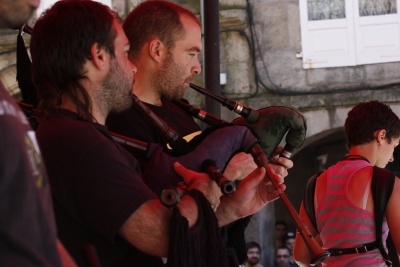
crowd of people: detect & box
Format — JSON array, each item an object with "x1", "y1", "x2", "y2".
[
  {"x1": 241, "y1": 229, "x2": 298, "y2": 267},
  {"x1": 0, "y1": 0, "x2": 399, "y2": 266}
]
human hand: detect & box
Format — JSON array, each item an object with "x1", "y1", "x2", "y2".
[
  {"x1": 173, "y1": 161, "x2": 222, "y2": 210},
  {"x1": 236, "y1": 164, "x2": 284, "y2": 206},
  {"x1": 216, "y1": 164, "x2": 285, "y2": 224},
  {"x1": 223, "y1": 152, "x2": 257, "y2": 181},
  {"x1": 268, "y1": 146, "x2": 294, "y2": 178}
]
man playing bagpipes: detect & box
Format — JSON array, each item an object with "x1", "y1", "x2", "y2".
[
  {"x1": 104, "y1": 1, "x2": 297, "y2": 265},
  {"x1": 105, "y1": 0, "x2": 261, "y2": 181},
  {"x1": 29, "y1": 0, "x2": 292, "y2": 266}
]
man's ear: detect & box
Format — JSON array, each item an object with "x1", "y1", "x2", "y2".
[
  {"x1": 148, "y1": 38, "x2": 166, "y2": 63},
  {"x1": 376, "y1": 129, "x2": 387, "y2": 142},
  {"x1": 90, "y1": 42, "x2": 108, "y2": 70}
]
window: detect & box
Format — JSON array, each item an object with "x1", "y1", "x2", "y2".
[{"x1": 299, "y1": 0, "x2": 400, "y2": 68}]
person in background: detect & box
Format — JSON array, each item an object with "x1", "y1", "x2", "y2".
[
  {"x1": 274, "y1": 220, "x2": 288, "y2": 249},
  {"x1": 282, "y1": 232, "x2": 298, "y2": 267},
  {"x1": 294, "y1": 100, "x2": 400, "y2": 266},
  {"x1": 242, "y1": 241, "x2": 264, "y2": 267},
  {"x1": 30, "y1": 0, "x2": 288, "y2": 266},
  {"x1": 0, "y1": 0, "x2": 75, "y2": 265},
  {"x1": 274, "y1": 246, "x2": 291, "y2": 267}
]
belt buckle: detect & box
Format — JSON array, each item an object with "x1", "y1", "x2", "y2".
[{"x1": 356, "y1": 246, "x2": 367, "y2": 254}]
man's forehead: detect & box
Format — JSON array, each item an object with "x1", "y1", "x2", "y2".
[
  {"x1": 277, "y1": 250, "x2": 289, "y2": 255},
  {"x1": 113, "y1": 20, "x2": 129, "y2": 45},
  {"x1": 179, "y1": 16, "x2": 201, "y2": 38},
  {"x1": 180, "y1": 14, "x2": 201, "y2": 28}
]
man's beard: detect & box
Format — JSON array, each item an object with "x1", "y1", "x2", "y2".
[
  {"x1": 247, "y1": 257, "x2": 260, "y2": 265},
  {"x1": 152, "y1": 51, "x2": 192, "y2": 101},
  {"x1": 96, "y1": 57, "x2": 133, "y2": 115}
]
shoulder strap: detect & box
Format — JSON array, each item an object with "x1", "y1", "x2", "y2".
[
  {"x1": 303, "y1": 172, "x2": 322, "y2": 232},
  {"x1": 372, "y1": 166, "x2": 397, "y2": 267}
]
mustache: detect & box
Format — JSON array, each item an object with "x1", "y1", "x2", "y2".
[{"x1": 185, "y1": 76, "x2": 194, "y2": 84}]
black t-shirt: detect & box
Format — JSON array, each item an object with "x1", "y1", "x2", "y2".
[
  {"x1": 0, "y1": 84, "x2": 61, "y2": 266},
  {"x1": 106, "y1": 98, "x2": 201, "y2": 169},
  {"x1": 36, "y1": 108, "x2": 161, "y2": 267},
  {"x1": 106, "y1": 97, "x2": 250, "y2": 265},
  {"x1": 106, "y1": 98, "x2": 201, "y2": 146}
]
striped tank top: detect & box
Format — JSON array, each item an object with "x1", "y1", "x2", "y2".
[{"x1": 316, "y1": 159, "x2": 389, "y2": 267}]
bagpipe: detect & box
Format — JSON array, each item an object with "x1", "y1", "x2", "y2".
[
  {"x1": 126, "y1": 86, "x2": 330, "y2": 265},
  {"x1": 15, "y1": 23, "x2": 328, "y2": 264},
  {"x1": 188, "y1": 83, "x2": 306, "y2": 158}
]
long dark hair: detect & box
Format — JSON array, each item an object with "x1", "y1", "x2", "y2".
[{"x1": 31, "y1": 0, "x2": 119, "y2": 121}]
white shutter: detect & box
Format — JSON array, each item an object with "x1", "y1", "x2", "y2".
[
  {"x1": 299, "y1": 0, "x2": 357, "y2": 69},
  {"x1": 353, "y1": 0, "x2": 400, "y2": 65}
]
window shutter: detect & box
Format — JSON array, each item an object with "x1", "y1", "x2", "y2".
[
  {"x1": 353, "y1": 0, "x2": 400, "y2": 65},
  {"x1": 299, "y1": 0, "x2": 357, "y2": 69}
]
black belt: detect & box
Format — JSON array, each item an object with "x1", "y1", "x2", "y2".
[{"x1": 327, "y1": 242, "x2": 379, "y2": 256}]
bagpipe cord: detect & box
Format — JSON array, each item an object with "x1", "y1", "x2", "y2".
[{"x1": 167, "y1": 189, "x2": 230, "y2": 267}]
